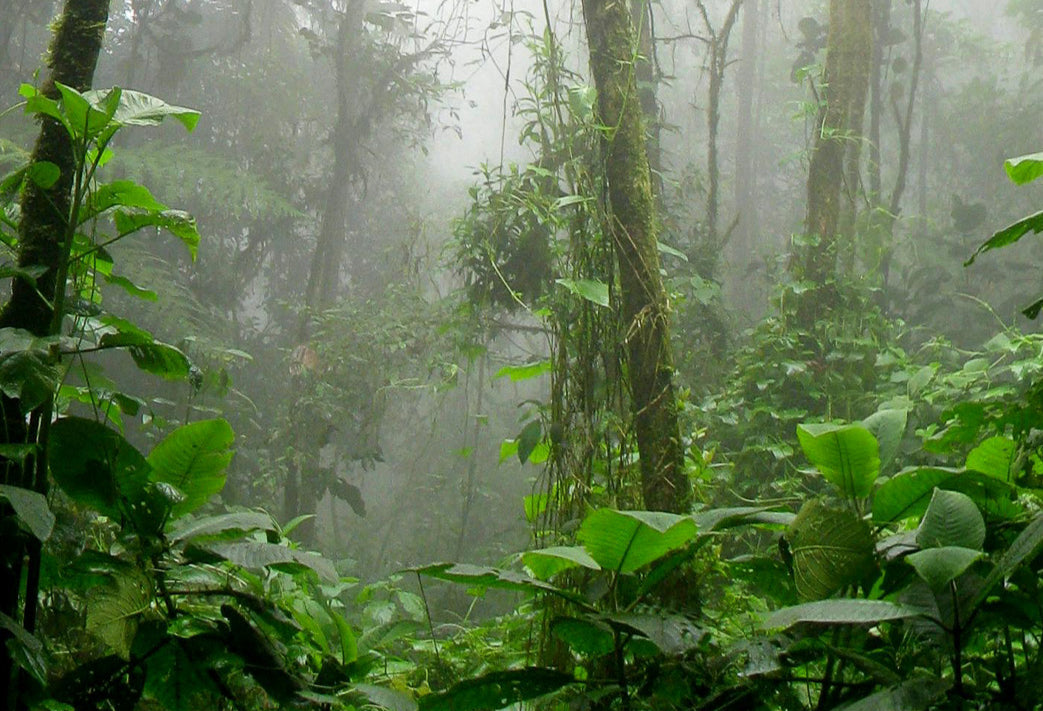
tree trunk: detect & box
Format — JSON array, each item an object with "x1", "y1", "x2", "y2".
[
  {"x1": 0, "y1": 2, "x2": 110, "y2": 705},
  {"x1": 795, "y1": 0, "x2": 872, "y2": 297},
  {"x1": 733, "y1": 0, "x2": 761, "y2": 259},
  {"x1": 580, "y1": 0, "x2": 689, "y2": 513}
]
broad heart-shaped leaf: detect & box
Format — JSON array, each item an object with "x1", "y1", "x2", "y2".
[
  {"x1": 966, "y1": 209, "x2": 1043, "y2": 266},
  {"x1": 916, "y1": 489, "x2": 985, "y2": 550},
  {"x1": 103, "y1": 88, "x2": 200, "y2": 130},
  {"x1": 0, "y1": 485, "x2": 55, "y2": 541},
  {"x1": 169, "y1": 511, "x2": 276, "y2": 543},
  {"x1": 965, "y1": 436, "x2": 1015, "y2": 481},
  {"x1": 114, "y1": 209, "x2": 200, "y2": 260},
  {"x1": 409, "y1": 563, "x2": 581, "y2": 604},
  {"x1": 49, "y1": 417, "x2": 151, "y2": 519},
  {"x1": 86, "y1": 571, "x2": 150, "y2": 659},
  {"x1": 762, "y1": 599, "x2": 925, "y2": 629},
  {"x1": 786, "y1": 499, "x2": 876, "y2": 601},
  {"x1": 862, "y1": 408, "x2": 908, "y2": 472},
  {"x1": 418, "y1": 668, "x2": 574, "y2": 711},
  {"x1": 873, "y1": 467, "x2": 1016, "y2": 524},
  {"x1": 797, "y1": 423, "x2": 880, "y2": 499},
  {"x1": 1004, "y1": 152, "x2": 1043, "y2": 185},
  {"x1": 577, "y1": 509, "x2": 698, "y2": 574},
  {"x1": 81, "y1": 180, "x2": 167, "y2": 223},
  {"x1": 906, "y1": 547, "x2": 983, "y2": 590},
  {"x1": 555, "y1": 277, "x2": 609, "y2": 307},
  {"x1": 148, "y1": 418, "x2": 234, "y2": 518},
  {"x1": 521, "y1": 545, "x2": 601, "y2": 580},
  {"x1": 55, "y1": 82, "x2": 116, "y2": 139}
]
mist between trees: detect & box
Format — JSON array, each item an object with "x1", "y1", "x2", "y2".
[{"x1": 1, "y1": 0, "x2": 1043, "y2": 709}]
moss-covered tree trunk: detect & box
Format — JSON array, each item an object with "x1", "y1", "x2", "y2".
[
  {"x1": 580, "y1": 0, "x2": 689, "y2": 513},
  {"x1": 795, "y1": 0, "x2": 872, "y2": 295},
  {"x1": 0, "y1": 1, "x2": 110, "y2": 705}
]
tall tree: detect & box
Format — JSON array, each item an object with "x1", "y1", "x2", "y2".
[
  {"x1": 580, "y1": 0, "x2": 689, "y2": 512},
  {"x1": 0, "y1": 2, "x2": 111, "y2": 705},
  {"x1": 794, "y1": 0, "x2": 872, "y2": 305}
]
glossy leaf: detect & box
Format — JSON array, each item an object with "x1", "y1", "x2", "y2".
[
  {"x1": 104, "y1": 89, "x2": 200, "y2": 130},
  {"x1": 86, "y1": 571, "x2": 150, "y2": 659},
  {"x1": 797, "y1": 423, "x2": 880, "y2": 498},
  {"x1": 862, "y1": 408, "x2": 907, "y2": 471},
  {"x1": 1004, "y1": 152, "x2": 1043, "y2": 185},
  {"x1": 147, "y1": 418, "x2": 234, "y2": 518},
  {"x1": 577, "y1": 508, "x2": 698, "y2": 574},
  {"x1": 965, "y1": 436, "x2": 1015, "y2": 481},
  {"x1": 202, "y1": 540, "x2": 337, "y2": 581},
  {"x1": 494, "y1": 360, "x2": 551, "y2": 381},
  {"x1": 873, "y1": 467, "x2": 1013, "y2": 523},
  {"x1": 169, "y1": 511, "x2": 276, "y2": 542},
  {"x1": 114, "y1": 209, "x2": 200, "y2": 260},
  {"x1": 521, "y1": 545, "x2": 601, "y2": 579},
  {"x1": 966, "y1": 209, "x2": 1043, "y2": 266},
  {"x1": 550, "y1": 617, "x2": 615, "y2": 656}
]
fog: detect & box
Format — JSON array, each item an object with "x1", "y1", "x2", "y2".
[{"x1": 2, "y1": 0, "x2": 1041, "y2": 582}]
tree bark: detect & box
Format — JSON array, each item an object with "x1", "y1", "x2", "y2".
[
  {"x1": 733, "y1": 0, "x2": 761, "y2": 259},
  {"x1": 580, "y1": 0, "x2": 689, "y2": 513},
  {"x1": 795, "y1": 0, "x2": 872, "y2": 296},
  {"x1": 0, "y1": 2, "x2": 110, "y2": 705}
]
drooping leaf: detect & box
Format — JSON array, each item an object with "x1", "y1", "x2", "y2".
[
  {"x1": 411, "y1": 563, "x2": 578, "y2": 602},
  {"x1": 114, "y1": 209, "x2": 200, "y2": 260},
  {"x1": 906, "y1": 547, "x2": 983, "y2": 590},
  {"x1": 973, "y1": 513, "x2": 1043, "y2": 610},
  {"x1": 86, "y1": 571, "x2": 150, "y2": 659},
  {"x1": 104, "y1": 272, "x2": 158, "y2": 301},
  {"x1": 555, "y1": 278, "x2": 609, "y2": 307},
  {"x1": 1004, "y1": 152, "x2": 1043, "y2": 185},
  {"x1": 762, "y1": 599, "x2": 925, "y2": 629},
  {"x1": 418, "y1": 668, "x2": 574, "y2": 711},
  {"x1": 606, "y1": 612, "x2": 704, "y2": 655},
  {"x1": 521, "y1": 545, "x2": 601, "y2": 579},
  {"x1": 0, "y1": 350, "x2": 59, "y2": 412},
  {"x1": 916, "y1": 489, "x2": 984, "y2": 550},
  {"x1": 797, "y1": 423, "x2": 880, "y2": 499},
  {"x1": 54, "y1": 82, "x2": 113, "y2": 139},
  {"x1": 692, "y1": 506, "x2": 795, "y2": 531},
  {"x1": 966, "y1": 209, "x2": 1043, "y2": 266},
  {"x1": 0, "y1": 611, "x2": 47, "y2": 684},
  {"x1": 577, "y1": 508, "x2": 698, "y2": 574},
  {"x1": 785, "y1": 499, "x2": 876, "y2": 601},
  {"x1": 862, "y1": 409, "x2": 907, "y2": 472},
  {"x1": 0, "y1": 484, "x2": 55, "y2": 541},
  {"x1": 82, "y1": 180, "x2": 167, "y2": 222},
  {"x1": 147, "y1": 418, "x2": 234, "y2": 518},
  {"x1": 201, "y1": 540, "x2": 337, "y2": 581},
  {"x1": 550, "y1": 617, "x2": 615, "y2": 656},
  {"x1": 105, "y1": 89, "x2": 200, "y2": 130},
  {"x1": 169, "y1": 511, "x2": 276, "y2": 542},
  {"x1": 129, "y1": 342, "x2": 191, "y2": 379},
  {"x1": 516, "y1": 420, "x2": 542, "y2": 464},
  {"x1": 873, "y1": 467, "x2": 1014, "y2": 523},
  {"x1": 329, "y1": 478, "x2": 366, "y2": 517},
  {"x1": 49, "y1": 417, "x2": 151, "y2": 519}
]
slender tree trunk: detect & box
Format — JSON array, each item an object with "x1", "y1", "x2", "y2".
[
  {"x1": 580, "y1": 0, "x2": 689, "y2": 513},
  {"x1": 630, "y1": 0, "x2": 661, "y2": 194},
  {"x1": 733, "y1": 0, "x2": 761, "y2": 258},
  {"x1": 0, "y1": 2, "x2": 110, "y2": 705},
  {"x1": 795, "y1": 0, "x2": 872, "y2": 299}
]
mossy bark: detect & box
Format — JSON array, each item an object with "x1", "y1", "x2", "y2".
[
  {"x1": 795, "y1": 0, "x2": 872, "y2": 294},
  {"x1": 0, "y1": 1, "x2": 110, "y2": 705},
  {"x1": 581, "y1": 0, "x2": 689, "y2": 513}
]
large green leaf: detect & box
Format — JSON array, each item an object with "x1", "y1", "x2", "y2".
[
  {"x1": 966, "y1": 209, "x2": 1043, "y2": 266},
  {"x1": 555, "y1": 278, "x2": 609, "y2": 307},
  {"x1": 916, "y1": 489, "x2": 984, "y2": 550},
  {"x1": 577, "y1": 509, "x2": 698, "y2": 574},
  {"x1": 1004, "y1": 152, "x2": 1043, "y2": 185},
  {"x1": 418, "y1": 668, "x2": 574, "y2": 711},
  {"x1": 0, "y1": 349, "x2": 59, "y2": 412},
  {"x1": 114, "y1": 209, "x2": 200, "y2": 260},
  {"x1": 906, "y1": 547, "x2": 983, "y2": 590},
  {"x1": 0, "y1": 484, "x2": 55, "y2": 541},
  {"x1": 965, "y1": 436, "x2": 1015, "y2": 482},
  {"x1": 786, "y1": 499, "x2": 876, "y2": 601},
  {"x1": 106, "y1": 89, "x2": 200, "y2": 130},
  {"x1": 200, "y1": 540, "x2": 337, "y2": 582},
  {"x1": 862, "y1": 409, "x2": 907, "y2": 472},
  {"x1": 86, "y1": 571, "x2": 150, "y2": 659},
  {"x1": 169, "y1": 511, "x2": 276, "y2": 542},
  {"x1": 410, "y1": 563, "x2": 580, "y2": 603},
  {"x1": 605, "y1": 612, "x2": 704, "y2": 655},
  {"x1": 521, "y1": 546, "x2": 601, "y2": 579},
  {"x1": 49, "y1": 417, "x2": 151, "y2": 519},
  {"x1": 147, "y1": 419, "x2": 234, "y2": 518},
  {"x1": 550, "y1": 617, "x2": 615, "y2": 656},
  {"x1": 873, "y1": 467, "x2": 1014, "y2": 523},
  {"x1": 797, "y1": 423, "x2": 880, "y2": 498},
  {"x1": 763, "y1": 599, "x2": 924, "y2": 629}
]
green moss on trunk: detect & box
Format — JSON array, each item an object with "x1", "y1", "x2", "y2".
[{"x1": 581, "y1": 0, "x2": 689, "y2": 513}]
